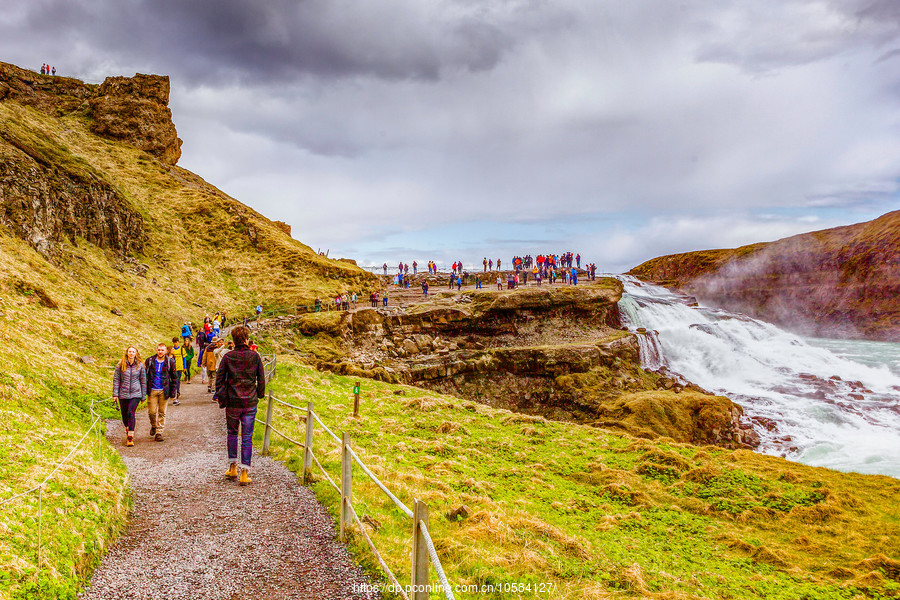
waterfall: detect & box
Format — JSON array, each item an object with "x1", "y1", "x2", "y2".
[{"x1": 618, "y1": 275, "x2": 900, "y2": 477}]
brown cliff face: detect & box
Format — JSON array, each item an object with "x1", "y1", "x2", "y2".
[
  {"x1": 89, "y1": 75, "x2": 182, "y2": 165},
  {"x1": 0, "y1": 61, "x2": 182, "y2": 164},
  {"x1": 629, "y1": 211, "x2": 900, "y2": 340},
  {"x1": 0, "y1": 117, "x2": 145, "y2": 257}
]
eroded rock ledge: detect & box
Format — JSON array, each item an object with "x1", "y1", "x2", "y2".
[
  {"x1": 0, "y1": 61, "x2": 182, "y2": 164},
  {"x1": 261, "y1": 282, "x2": 761, "y2": 449}
]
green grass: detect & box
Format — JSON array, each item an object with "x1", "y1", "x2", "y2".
[
  {"x1": 0, "y1": 367, "x2": 128, "y2": 600},
  {"x1": 257, "y1": 356, "x2": 900, "y2": 600}
]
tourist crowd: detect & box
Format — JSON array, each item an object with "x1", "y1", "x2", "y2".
[{"x1": 112, "y1": 310, "x2": 265, "y2": 486}]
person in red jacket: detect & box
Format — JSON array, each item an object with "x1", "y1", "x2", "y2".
[{"x1": 215, "y1": 326, "x2": 266, "y2": 485}]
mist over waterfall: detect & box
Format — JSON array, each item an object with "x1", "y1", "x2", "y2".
[{"x1": 618, "y1": 276, "x2": 900, "y2": 477}]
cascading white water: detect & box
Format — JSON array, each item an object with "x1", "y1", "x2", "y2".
[{"x1": 618, "y1": 275, "x2": 900, "y2": 477}]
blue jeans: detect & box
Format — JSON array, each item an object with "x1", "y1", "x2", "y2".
[{"x1": 226, "y1": 406, "x2": 257, "y2": 470}]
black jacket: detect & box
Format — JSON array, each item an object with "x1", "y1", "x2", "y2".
[
  {"x1": 144, "y1": 356, "x2": 177, "y2": 399},
  {"x1": 215, "y1": 345, "x2": 266, "y2": 409}
]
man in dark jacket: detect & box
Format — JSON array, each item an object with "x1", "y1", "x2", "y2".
[
  {"x1": 145, "y1": 342, "x2": 177, "y2": 441},
  {"x1": 215, "y1": 326, "x2": 266, "y2": 485}
]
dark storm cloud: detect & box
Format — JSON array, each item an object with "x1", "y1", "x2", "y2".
[
  {"x1": 3, "y1": 0, "x2": 900, "y2": 270},
  {"x1": 12, "y1": 0, "x2": 517, "y2": 83}
]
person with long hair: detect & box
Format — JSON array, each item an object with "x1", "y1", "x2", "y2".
[{"x1": 113, "y1": 346, "x2": 146, "y2": 447}]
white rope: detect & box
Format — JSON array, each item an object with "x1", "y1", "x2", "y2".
[
  {"x1": 255, "y1": 418, "x2": 305, "y2": 448},
  {"x1": 419, "y1": 520, "x2": 456, "y2": 600},
  {"x1": 312, "y1": 410, "x2": 341, "y2": 444},
  {"x1": 347, "y1": 502, "x2": 410, "y2": 600},
  {"x1": 309, "y1": 451, "x2": 341, "y2": 494},
  {"x1": 272, "y1": 396, "x2": 306, "y2": 411},
  {"x1": 348, "y1": 448, "x2": 413, "y2": 518},
  {"x1": 1, "y1": 396, "x2": 112, "y2": 506}
]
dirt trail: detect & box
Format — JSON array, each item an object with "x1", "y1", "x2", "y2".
[{"x1": 80, "y1": 374, "x2": 378, "y2": 600}]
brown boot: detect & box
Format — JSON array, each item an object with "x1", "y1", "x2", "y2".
[
  {"x1": 225, "y1": 463, "x2": 238, "y2": 480},
  {"x1": 239, "y1": 469, "x2": 251, "y2": 486}
]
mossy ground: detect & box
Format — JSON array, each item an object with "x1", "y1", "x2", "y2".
[{"x1": 259, "y1": 355, "x2": 900, "y2": 599}]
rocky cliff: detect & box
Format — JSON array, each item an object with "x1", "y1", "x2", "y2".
[
  {"x1": 0, "y1": 61, "x2": 182, "y2": 164},
  {"x1": 629, "y1": 211, "x2": 900, "y2": 340},
  {"x1": 259, "y1": 281, "x2": 760, "y2": 448},
  {"x1": 0, "y1": 108, "x2": 145, "y2": 256}
]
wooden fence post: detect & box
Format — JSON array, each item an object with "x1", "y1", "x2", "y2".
[
  {"x1": 303, "y1": 401, "x2": 315, "y2": 484},
  {"x1": 340, "y1": 431, "x2": 353, "y2": 543},
  {"x1": 353, "y1": 382, "x2": 360, "y2": 417},
  {"x1": 410, "y1": 499, "x2": 430, "y2": 600},
  {"x1": 262, "y1": 391, "x2": 274, "y2": 455}
]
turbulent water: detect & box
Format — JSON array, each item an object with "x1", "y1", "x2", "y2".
[{"x1": 617, "y1": 275, "x2": 900, "y2": 477}]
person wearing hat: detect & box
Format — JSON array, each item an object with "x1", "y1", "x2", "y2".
[{"x1": 203, "y1": 336, "x2": 221, "y2": 394}]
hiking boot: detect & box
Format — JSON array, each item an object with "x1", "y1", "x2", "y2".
[
  {"x1": 125, "y1": 434, "x2": 134, "y2": 447},
  {"x1": 225, "y1": 464, "x2": 238, "y2": 480},
  {"x1": 239, "y1": 469, "x2": 251, "y2": 486},
  {"x1": 172, "y1": 399, "x2": 180, "y2": 406},
  {"x1": 155, "y1": 433, "x2": 164, "y2": 442},
  {"x1": 149, "y1": 426, "x2": 157, "y2": 437}
]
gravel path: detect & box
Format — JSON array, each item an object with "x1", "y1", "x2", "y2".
[{"x1": 81, "y1": 376, "x2": 379, "y2": 600}]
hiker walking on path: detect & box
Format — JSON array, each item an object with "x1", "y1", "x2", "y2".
[
  {"x1": 216, "y1": 326, "x2": 266, "y2": 486},
  {"x1": 255, "y1": 304, "x2": 263, "y2": 327},
  {"x1": 184, "y1": 340, "x2": 195, "y2": 383},
  {"x1": 181, "y1": 322, "x2": 192, "y2": 344},
  {"x1": 197, "y1": 329, "x2": 209, "y2": 384},
  {"x1": 145, "y1": 342, "x2": 177, "y2": 441},
  {"x1": 204, "y1": 336, "x2": 221, "y2": 393},
  {"x1": 113, "y1": 346, "x2": 145, "y2": 447},
  {"x1": 170, "y1": 338, "x2": 185, "y2": 404}
]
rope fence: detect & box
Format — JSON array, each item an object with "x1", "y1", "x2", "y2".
[
  {"x1": 0, "y1": 394, "x2": 113, "y2": 570},
  {"x1": 260, "y1": 382, "x2": 455, "y2": 600}
]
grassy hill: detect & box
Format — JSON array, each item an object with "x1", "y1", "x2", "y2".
[
  {"x1": 0, "y1": 67, "x2": 375, "y2": 599},
  {"x1": 628, "y1": 212, "x2": 900, "y2": 340},
  {"x1": 256, "y1": 355, "x2": 900, "y2": 599}
]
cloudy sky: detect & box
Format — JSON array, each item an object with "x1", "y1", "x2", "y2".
[{"x1": 3, "y1": 0, "x2": 900, "y2": 271}]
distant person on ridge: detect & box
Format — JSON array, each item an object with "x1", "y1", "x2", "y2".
[
  {"x1": 215, "y1": 326, "x2": 266, "y2": 486},
  {"x1": 145, "y1": 342, "x2": 177, "y2": 441},
  {"x1": 113, "y1": 346, "x2": 145, "y2": 447}
]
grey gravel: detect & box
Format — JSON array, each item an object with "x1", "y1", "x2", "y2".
[{"x1": 80, "y1": 380, "x2": 380, "y2": 600}]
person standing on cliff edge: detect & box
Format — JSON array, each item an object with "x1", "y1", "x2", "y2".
[{"x1": 216, "y1": 326, "x2": 266, "y2": 486}]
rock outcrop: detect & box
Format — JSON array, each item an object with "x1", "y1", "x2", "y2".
[
  {"x1": 262, "y1": 281, "x2": 758, "y2": 448},
  {"x1": 0, "y1": 61, "x2": 182, "y2": 164},
  {"x1": 89, "y1": 75, "x2": 182, "y2": 165},
  {"x1": 629, "y1": 211, "x2": 900, "y2": 341},
  {"x1": 0, "y1": 123, "x2": 145, "y2": 257}
]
